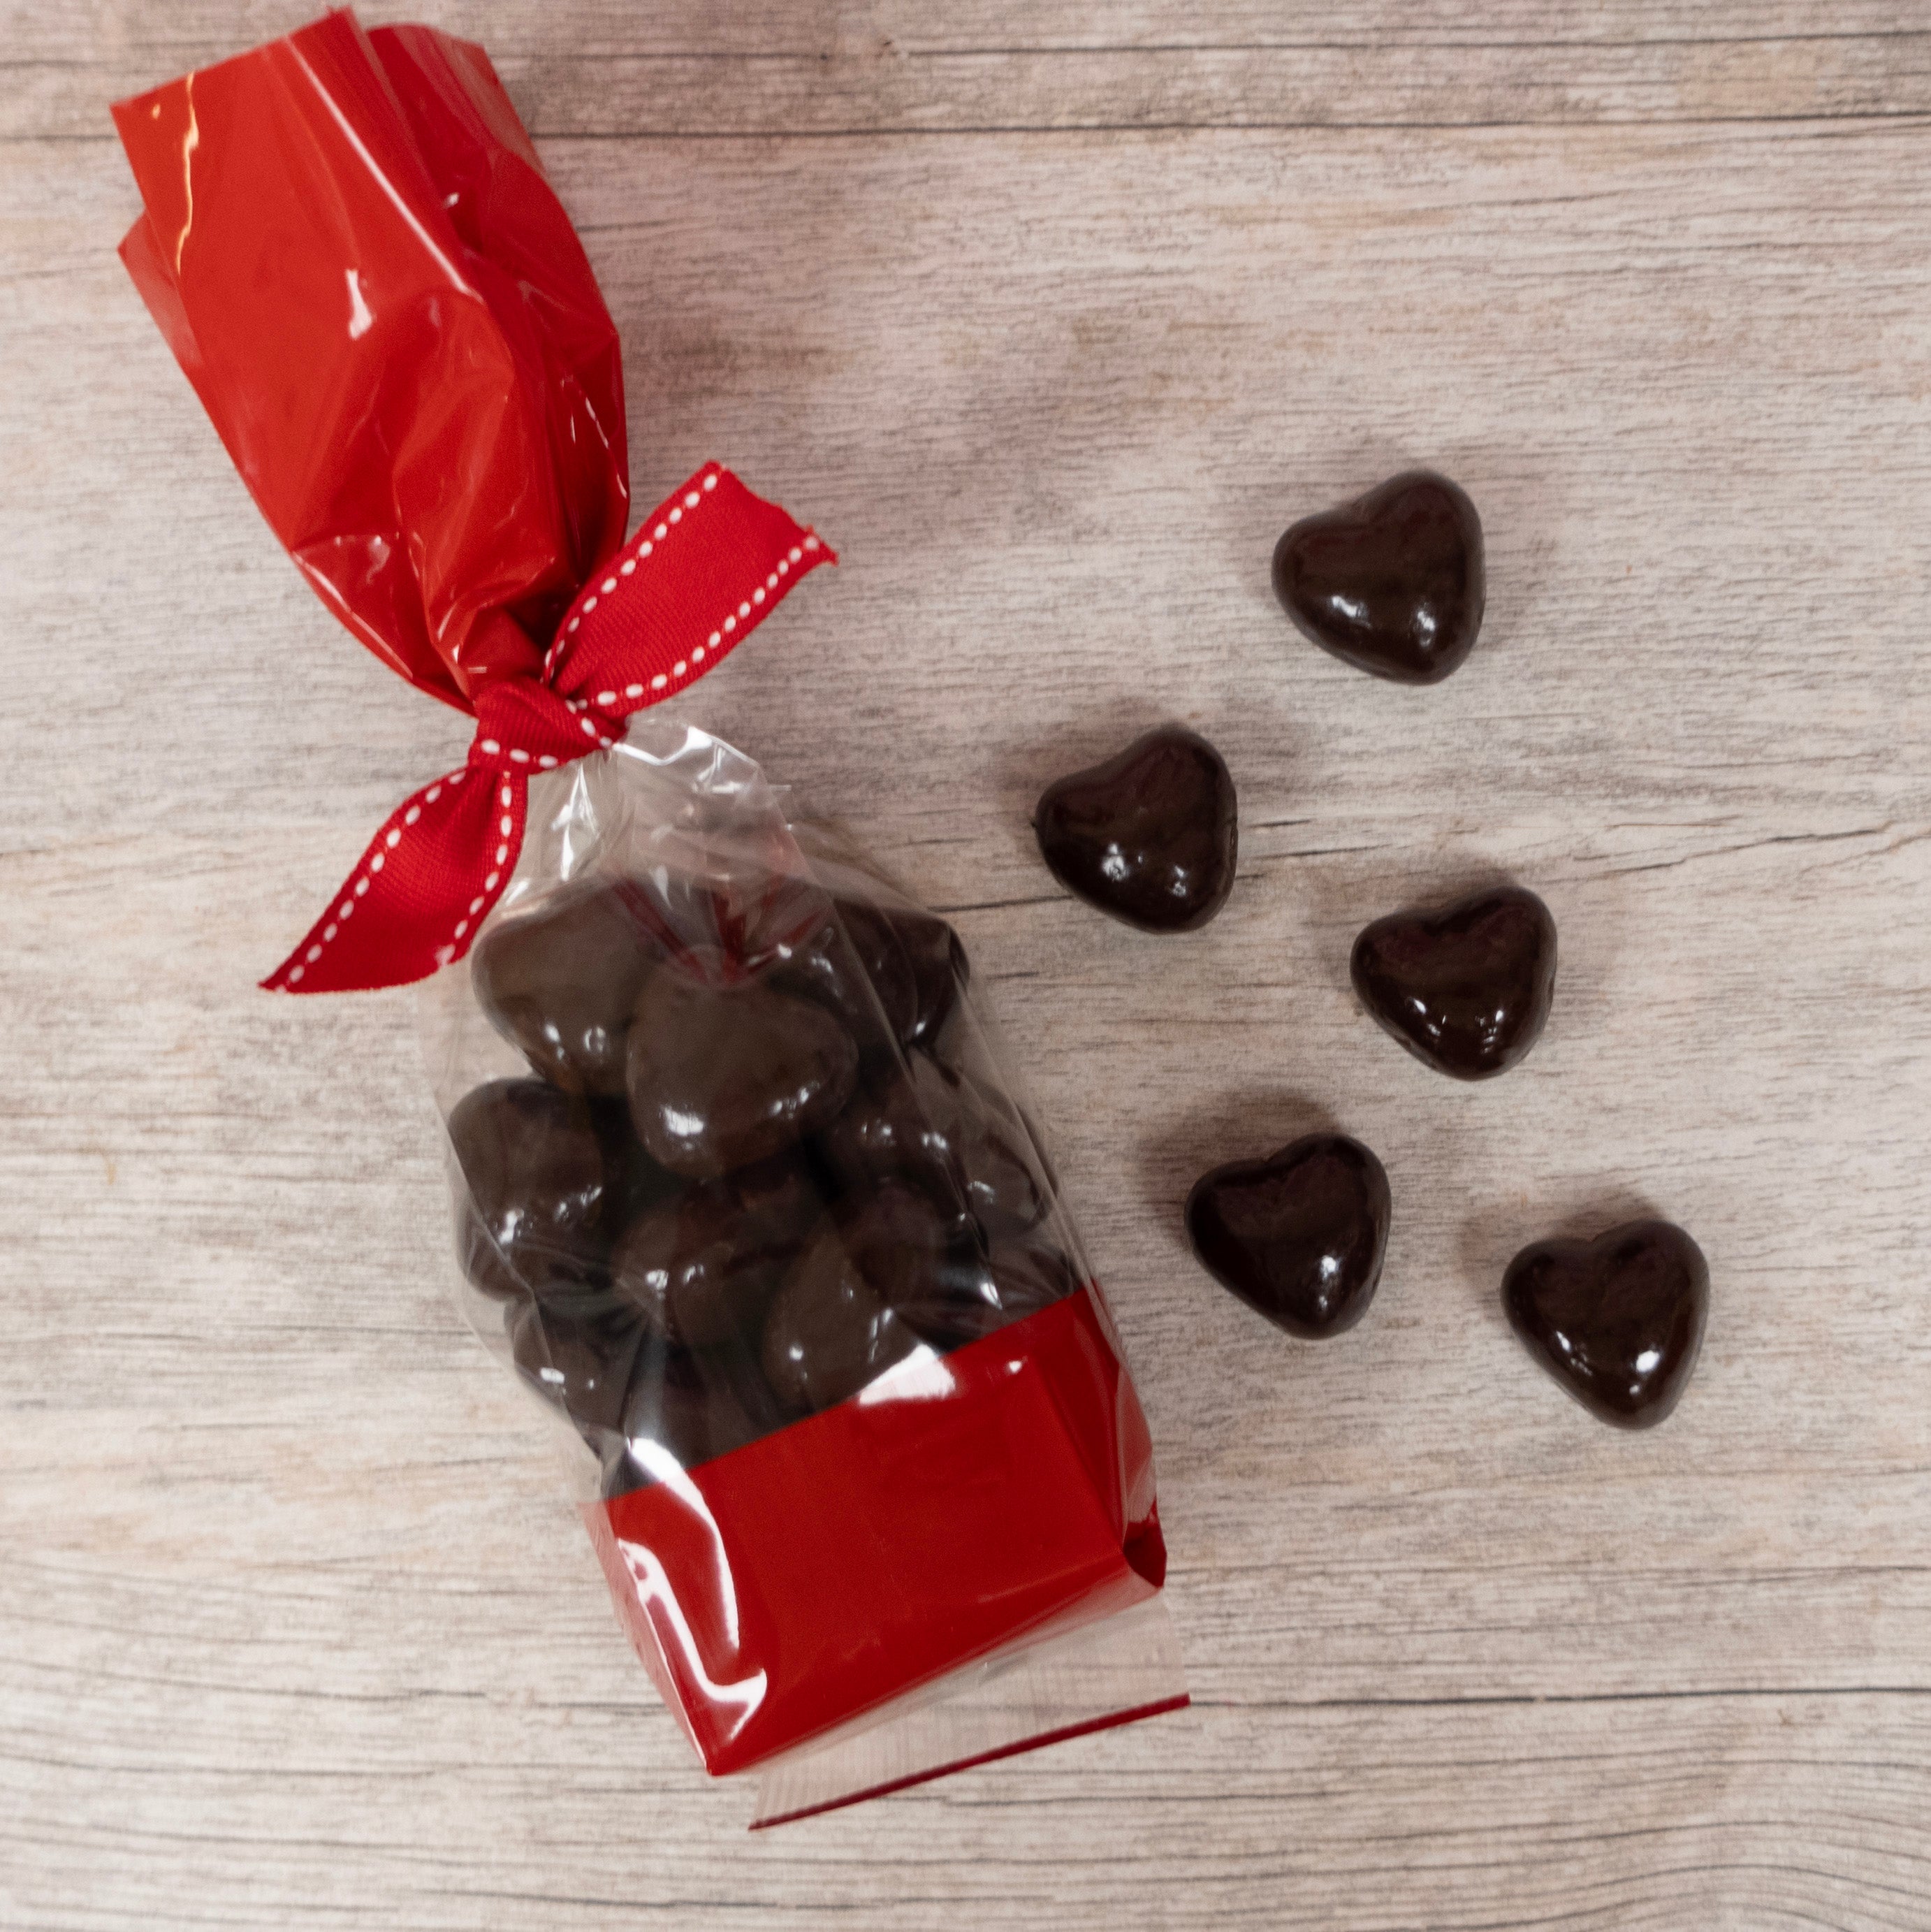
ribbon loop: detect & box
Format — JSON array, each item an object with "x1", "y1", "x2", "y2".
[{"x1": 262, "y1": 463, "x2": 832, "y2": 995}]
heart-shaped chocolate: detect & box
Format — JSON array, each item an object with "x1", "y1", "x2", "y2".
[
  {"x1": 1185, "y1": 1133, "x2": 1390, "y2": 1339},
  {"x1": 471, "y1": 881, "x2": 664, "y2": 1096},
  {"x1": 1351, "y1": 885, "x2": 1556, "y2": 1080},
  {"x1": 1035, "y1": 725, "x2": 1237, "y2": 933},
  {"x1": 1502, "y1": 1219, "x2": 1709, "y2": 1429},
  {"x1": 507, "y1": 1296, "x2": 642, "y2": 1437},
  {"x1": 1272, "y1": 469, "x2": 1485, "y2": 684},
  {"x1": 625, "y1": 965, "x2": 859, "y2": 1177},
  {"x1": 882, "y1": 903, "x2": 971, "y2": 1057},
  {"x1": 889, "y1": 1237, "x2": 1080, "y2": 1351},
  {"x1": 759, "y1": 1187, "x2": 942, "y2": 1411},
  {"x1": 602, "y1": 1335, "x2": 785, "y2": 1496},
  {"x1": 821, "y1": 1055, "x2": 1049, "y2": 1244},
  {"x1": 774, "y1": 899, "x2": 972, "y2": 1066},
  {"x1": 447, "y1": 1079, "x2": 611, "y2": 1302},
  {"x1": 608, "y1": 1150, "x2": 826, "y2": 1349},
  {"x1": 773, "y1": 899, "x2": 920, "y2": 1056}
]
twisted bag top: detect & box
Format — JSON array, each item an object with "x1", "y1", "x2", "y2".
[{"x1": 113, "y1": 10, "x2": 831, "y2": 993}]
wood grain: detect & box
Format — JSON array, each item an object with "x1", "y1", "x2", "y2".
[
  {"x1": 3, "y1": 3, "x2": 1929, "y2": 1927},
  {"x1": 8, "y1": 4, "x2": 1931, "y2": 136}
]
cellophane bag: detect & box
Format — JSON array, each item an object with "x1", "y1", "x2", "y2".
[{"x1": 113, "y1": 9, "x2": 1183, "y2": 1824}]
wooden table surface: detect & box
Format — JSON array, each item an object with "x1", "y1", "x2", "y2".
[{"x1": 6, "y1": 4, "x2": 1931, "y2": 1926}]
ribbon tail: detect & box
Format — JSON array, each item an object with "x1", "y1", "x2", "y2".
[{"x1": 263, "y1": 765, "x2": 525, "y2": 993}]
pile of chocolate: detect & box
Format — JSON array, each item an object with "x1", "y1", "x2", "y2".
[
  {"x1": 1034, "y1": 470, "x2": 1709, "y2": 1431},
  {"x1": 450, "y1": 467, "x2": 1708, "y2": 1469},
  {"x1": 447, "y1": 876, "x2": 1071, "y2": 1497}
]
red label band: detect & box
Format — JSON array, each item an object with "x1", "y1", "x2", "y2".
[{"x1": 584, "y1": 1287, "x2": 1167, "y2": 1776}]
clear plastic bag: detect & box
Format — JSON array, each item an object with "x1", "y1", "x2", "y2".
[
  {"x1": 425, "y1": 720, "x2": 1183, "y2": 1817},
  {"x1": 114, "y1": 8, "x2": 1183, "y2": 1820}
]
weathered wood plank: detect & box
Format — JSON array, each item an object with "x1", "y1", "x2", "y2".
[{"x1": 5, "y1": 3, "x2": 1931, "y2": 138}]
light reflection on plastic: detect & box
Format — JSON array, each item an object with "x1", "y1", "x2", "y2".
[
  {"x1": 346, "y1": 268, "x2": 374, "y2": 339},
  {"x1": 173, "y1": 75, "x2": 199, "y2": 272},
  {"x1": 616, "y1": 1443, "x2": 767, "y2": 1737},
  {"x1": 289, "y1": 43, "x2": 474, "y2": 295},
  {"x1": 857, "y1": 1345, "x2": 956, "y2": 1406}
]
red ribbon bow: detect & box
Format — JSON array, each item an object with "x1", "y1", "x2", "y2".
[{"x1": 264, "y1": 465, "x2": 832, "y2": 994}]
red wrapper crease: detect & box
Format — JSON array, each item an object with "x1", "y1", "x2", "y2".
[{"x1": 114, "y1": 11, "x2": 627, "y2": 709}]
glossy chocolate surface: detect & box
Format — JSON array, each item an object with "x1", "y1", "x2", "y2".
[
  {"x1": 507, "y1": 1298, "x2": 640, "y2": 1437},
  {"x1": 472, "y1": 882, "x2": 662, "y2": 1096},
  {"x1": 819, "y1": 1059, "x2": 952, "y2": 1202},
  {"x1": 884, "y1": 903, "x2": 970, "y2": 1056},
  {"x1": 1186, "y1": 1133, "x2": 1391, "y2": 1339},
  {"x1": 602, "y1": 1341, "x2": 782, "y2": 1496},
  {"x1": 945, "y1": 1067, "x2": 1052, "y2": 1240},
  {"x1": 759, "y1": 1188, "x2": 947, "y2": 1411},
  {"x1": 1035, "y1": 725, "x2": 1238, "y2": 934},
  {"x1": 822, "y1": 1054, "x2": 1049, "y2": 1243},
  {"x1": 773, "y1": 896, "x2": 971, "y2": 1068},
  {"x1": 890, "y1": 1237, "x2": 1081, "y2": 1351},
  {"x1": 1271, "y1": 468, "x2": 1485, "y2": 685},
  {"x1": 1502, "y1": 1219, "x2": 1710, "y2": 1429},
  {"x1": 590, "y1": 1096, "x2": 681, "y2": 1226},
  {"x1": 609, "y1": 1153, "x2": 826, "y2": 1348},
  {"x1": 1351, "y1": 885, "x2": 1557, "y2": 1080},
  {"x1": 458, "y1": 860, "x2": 1070, "y2": 1469},
  {"x1": 447, "y1": 1079, "x2": 609, "y2": 1300},
  {"x1": 777, "y1": 900, "x2": 920, "y2": 1051},
  {"x1": 626, "y1": 966, "x2": 859, "y2": 1177}
]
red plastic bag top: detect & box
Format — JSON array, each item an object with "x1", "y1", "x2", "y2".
[{"x1": 112, "y1": 12, "x2": 628, "y2": 711}]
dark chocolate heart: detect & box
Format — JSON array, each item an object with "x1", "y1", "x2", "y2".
[
  {"x1": 820, "y1": 1055, "x2": 1049, "y2": 1244},
  {"x1": 1185, "y1": 1133, "x2": 1390, "y2": 1339},
  {"x1": 817, "y1": 1059, "x2": 955, "y2": 1204},
  {"x1": 601, "y1": 1337, "x2": 784, "y2": 1495},
  {"x1": 608, "y1": 1152, "x2": 826, "y2": 1348},
  {"x1": 1351, "y1": 885, "x2": 1557, "y2": 1080},
  {"x1": 780, "y1": 829, "x2": 973, "y2": 1059},
  {"x1": 944, "y1": 1066, "x2": 1053, "y2": 1241},
  {"x1": 759, "y1": 1187, "x2": 944, "y2": 1411},
  {"x1": 1272, "y1": 469, "x2": 1485, "y2": 684},
  {"x1": 774, "y1": 899, "x2": 921, "y2": 1055},
  {"x1": 1035, "y1": 725, "x2": 1237, "y2": 933},
  {"x1": 447, "y1": 1080, "x2": 610, "y2": 1301},
  {"x1": 507, "y1": 1297, "x2": 643, "y2": 1437},
  {"x1": 471, "y1": 881, "x2": 664, "y2": 1096},
  {"x1": 626, "y1": 965, "x2": 859, "y2": 1177},
  {"x1": 882, "y1": 903, "x2": 970, "y2": 1058},
  {"x1": 1501, "y1": 1219, "x2": 1710, "y2": 1429},
  {"x1": 889, "y1": 1237, "x2": 1081, "y2": 1351},
  {"x1": 774, "y1": 897, "x2": 972, "y2": 1062}
]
